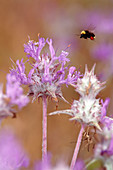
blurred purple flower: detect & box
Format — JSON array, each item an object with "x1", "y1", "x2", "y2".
[
  {"x1": 91, "y1": 43, "x2": 113, "y2": 61},
  {"x1": 0, "y1": 73, "x2": 29, "y2": 124},
  {"x1": 35, "y1": 157, "x2": 85, "y2": 170},
  {"x1": 34, "y1": 154, "x2": 51, "y2": 170},
  {"x1": 100, "y1": 98, "x2": 113, "y2": 136},
  {"x1": 6, "y1": 73, "x2": 29, "y2": 109},
  {"x1": 75, "y1": 8, "x2": 113, "y2": 35},
  {"x1": 91, "y1": 42, "x2": 113, "y2": 80},
  {"x1": 0, "y1": 128, "x2": 29, "y2": 170},
  {"x1": 0, "y1": 84, "x2": 14, "y2": 124},
  {"x1": 100, "y1": 136, "x2": 113, "y2": 156},
  {"x1": 101, "y1": 98, "x2": 110, "y2": 120},
  {"x1": 94, "y1": 120, "x2": 113, "y2": 169},
  {"x1": 97, "y1": 17, "x2": 113, "y2": 34},
  {"x1": 74, "y1": 159, "x2": 86, "y2": 170},
  {"x1": 10, "y1": 35, "x2": 81, "y2": 102},
  {"x1": 93, "y1": 96, "x2": 113, "y2": 169}
]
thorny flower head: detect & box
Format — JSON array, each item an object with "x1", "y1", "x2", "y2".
[
  {"x1": 10, "y1": 35, "x2": 81, "y2": 102},
  {"x1": 75, "y1": 64, "x2": 106, "y2": 97},
  {"x1": 50, "y1": 65, "x2": 106, "y2": 130},
  {"x1": 0, "y1": 74, "x2": 29, "y2": 124}
]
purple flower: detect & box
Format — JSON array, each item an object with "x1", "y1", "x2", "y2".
[
  {"x1": 10, "y1": 58, "x2": 34, "y2": 85},
  {"x1": 100, "y1": 98, "x2": 113, "y2": 135},
  {"x1": 24, "y1": 36, "x2": 46, "y2": 61},
  {"x1": 0, "y1": 73, "x2": 29, "y2": 124},
  {"x1": 6, "y1": 73, "x2": 29, "y2": 109},
  {"x1": 101, "y1": 98, "x2": 110, "y2": 120},
  {"x1": 66, "y1": 66, "x2": 81, "y2": 85},
  {"x1": 0, "y1": 128, "x2": 29, "y2": 170},
  {"x1": 10, "y1": 36, "x2": 81, "y2": 102}
]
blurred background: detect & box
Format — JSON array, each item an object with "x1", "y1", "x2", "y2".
[{"x1": 0, "y1": 0, "x2": 113, "y2": 169}]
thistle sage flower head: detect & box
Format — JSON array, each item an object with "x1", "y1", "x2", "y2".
[
  {"x1": 10, "y1": 35, "x2": 81, "y2": 102},
  {"x1": 50, "y1": 65, "x2": 106, "y2": 131}
]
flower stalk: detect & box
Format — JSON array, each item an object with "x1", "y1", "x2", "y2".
[
  {"x1": 42, "y1": 95, "x2": 47, "y2": 162},
  {"x1": 70, "y1": 124, "x2": 85, "y2": 170}
]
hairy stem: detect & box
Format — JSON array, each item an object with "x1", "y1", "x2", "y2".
[
  {"x1": 42, "y1": 95, "x2": 47, "y2": 162},
  {"x1": 70, "y1": 124, "x2": 85, "y2": 170}
]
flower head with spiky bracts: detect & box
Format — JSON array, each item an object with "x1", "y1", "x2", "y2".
[
  {"x1": 75, "y1": 64, "x2": 106, "y2": 97},
  {"x1": 50, "y1": 65, "x2": 106, "y2": 131},
  {"x1": 0, "y1": 73, "x2": 29, "y2": 124},
  {"x1": 10, "y1": 35, "x2": 81, "y2": 102}
]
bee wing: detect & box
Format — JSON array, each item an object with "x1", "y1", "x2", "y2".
[
  {"x1": 87, "y1": 24, "x2": 96, "y2": 31},
  {"x1": 79, "y1": 24, "x2": 96, "y2": 32},
  {"x1": 74, "y1": 33, "x2": 80, "y2": 37}
]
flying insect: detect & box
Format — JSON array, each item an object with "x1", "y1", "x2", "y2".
[{"x1": 80, "y1": 30, "x2": 95, "y2": 40}]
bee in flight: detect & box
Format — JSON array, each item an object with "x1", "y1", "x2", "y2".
[{"x1": 80, "y1": 30, "x2": 95, "y2": 40}]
